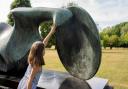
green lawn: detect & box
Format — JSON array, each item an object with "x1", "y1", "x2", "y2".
[{"x1": 43, "y1": 48, "x2": 128, "y2": 89}]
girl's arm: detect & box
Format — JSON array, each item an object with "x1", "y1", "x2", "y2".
[
  {"x1": 43, "y1": 24, "x2": 56, "y2": 47},
  {"x1": 27, "y1": 66, "x2": 41, "y2": 89}
]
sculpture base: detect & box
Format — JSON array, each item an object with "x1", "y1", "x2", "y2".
[
  {"x1": 0, "y1": 70, "x2": 112, "y2": 89},
  {"x1": 37, "y1": 70, "x2": 110, "y2": 89},
  {"x1": 0, "y1": 74, "x2": 20, "y2": 89}
]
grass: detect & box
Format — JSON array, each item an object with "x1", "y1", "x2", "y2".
[
  {"x1": 97, "y1": 48, "x2": 128, "y2": 89},
  {"x1": 43, "y1": 48, "x2": 128, "y2": 89}
]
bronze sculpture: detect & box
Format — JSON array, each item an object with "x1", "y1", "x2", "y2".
[{"x1": 0, "y1": 6, "x2": 101, "y2": 81}]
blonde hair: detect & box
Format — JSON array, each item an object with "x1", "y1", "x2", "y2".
[{"x1": 28, "y1": 41, "x2": 45, "y2": 66}]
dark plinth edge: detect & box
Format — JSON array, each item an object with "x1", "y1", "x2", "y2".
[
  {"x1": 104, "y1": 85, "x2": 114, "y2": 89},
  {"x1": 0, "y1": 75, "x2": 20, "y2": 89}
]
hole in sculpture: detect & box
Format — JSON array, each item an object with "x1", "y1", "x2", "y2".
[{"x1": 38, "y1": 21, "x2": 66, "y2": 72}]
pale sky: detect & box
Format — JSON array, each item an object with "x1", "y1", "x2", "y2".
[{"x1": 0, "y1": 0, "x2": 128, "y2": 29}]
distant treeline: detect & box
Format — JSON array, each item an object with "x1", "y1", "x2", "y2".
[{"x1": 100, "y1": 22, "x2": 128, "y2": 49}]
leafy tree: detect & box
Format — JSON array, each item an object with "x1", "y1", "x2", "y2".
[
  {"x1": 108, "y1": 35, "x2": 119, "y2": 49},
  {"x1": 100, "y1": 22, "x2": 128, "y2": 48},
  {"x1": 121, "y1": 24, "x2": 128, "y2": 35},
  {"x1": 111, "y1": 26, "x2": 121, "y2": 37},
  {"x1": 8, "y1": 0, "x2": 31, "y2": 26},
  {"x1": 120, "y1": 32, "x2": 128, "y2": 47},
  {"x1": 100, "y1": 31, "x2": 107, "y2": 40},
  {"x1": 101, "y1": 27, "x2": 112, "y2": 36},
  {"x1": 112, "y1": 22, "x2": 128, "y2": 37},
  {"x1": 102, "y1": 34, "x2": 109, "y2": 49}
]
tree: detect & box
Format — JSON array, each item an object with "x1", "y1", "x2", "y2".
[
  {"x1": 100, "y1": 22, "x2": 128, "y2": 48},
  {"x1": 102, "y1": 34, "x2": 109, "y2": 49},
  {"x1": 121, "y1": 24, "x2": 128, "y2": 35},
  {"x1": 108, "y1": 35, "x2": 119, "y2": 49},
  {"x1": 40, "y1": 21, "x2": 56, "y2": 48},
  {"x1": 120, "y1": 32, "x2": 128, "y2": 47},
  {"x1": 8, "y1": 0, "x2": 31, "y2": 26}
]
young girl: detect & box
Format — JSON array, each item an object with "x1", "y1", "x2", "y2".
[{"x1": 18, "y1": 24, "x2": 56, "y2": 89}]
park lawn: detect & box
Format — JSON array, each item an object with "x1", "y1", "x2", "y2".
[{"x1": 43, "y1": 48, "x2": 128, "y2": 89}]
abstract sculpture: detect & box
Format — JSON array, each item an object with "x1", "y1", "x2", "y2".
[{"x1": 0, "y1": 6, "x2": 101, "y2": 81}]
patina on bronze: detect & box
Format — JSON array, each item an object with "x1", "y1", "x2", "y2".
[
  {"x1": 0, "y1": 7, "x2": 72, "y2": 77},
  {"x1": 0, "y1": 6, "x2": 101, "y2": 80},
  {"x1": 56, "y1": 6, "x2": 101, "y2": 80}
]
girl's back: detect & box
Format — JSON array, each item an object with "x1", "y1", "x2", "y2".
[{"x1": 18, "y1": 64, "x2": 42, "y2": 89}]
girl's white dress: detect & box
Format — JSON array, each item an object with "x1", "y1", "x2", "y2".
[{"x1": 17, "y1": 64, "x2": 42, "y2": 89}]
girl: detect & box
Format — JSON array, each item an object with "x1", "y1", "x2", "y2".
[{"x1": 18, "y1": 24, "x2": 56, "y2": 89}]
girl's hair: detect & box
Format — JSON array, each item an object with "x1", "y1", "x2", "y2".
[{"x1": 28, "y1": 41, "x2": 45, "y2": 66}]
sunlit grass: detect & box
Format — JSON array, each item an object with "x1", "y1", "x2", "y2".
[
  {"x1": 43, "y1": 48, "x2": 128, "y2": 89},
  {"x1": 96, "y1": 48, "x2": 128, "y2": 89},
  {"x1": 43, "y1": 49, "x2": 66, "y2": 71}
]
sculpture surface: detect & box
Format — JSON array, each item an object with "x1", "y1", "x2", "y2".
[{"x1": 0, "y1": 6, "x2": 101, "y2": 79}]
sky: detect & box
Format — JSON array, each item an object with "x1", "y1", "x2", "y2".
[{"x1": 0, "y1": 0, "x2": 128, "y2": 29}]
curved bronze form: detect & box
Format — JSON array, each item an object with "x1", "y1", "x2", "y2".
[
  {"x1": 0, "y1": 6, "x2": 101, "y2": 79},
  {"x1": 56, "y1": 7, "x2": 101, "y2": 80}
]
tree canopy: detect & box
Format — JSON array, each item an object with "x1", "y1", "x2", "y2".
[
  {"x1": 100, "y1": 22, "x2": 128, "y2": 49},
  {"x1": 8, "y1": 0, "x2": 31, "y2": 26}
]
